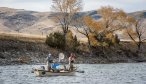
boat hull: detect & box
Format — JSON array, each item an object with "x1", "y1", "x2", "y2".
[{"x1": 34, "y1": 70, "x2": 75, "y2": 77}]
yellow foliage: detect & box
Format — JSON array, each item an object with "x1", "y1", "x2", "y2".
[
  {"x1": 89, "y1": 33, "x2": 98, "y2": 47},
  {"x1": 92, "y1": 21, "x2": 103, "y2": 33},
  {"x1": 105, "y1": 33, "x2": 114, "y2": 39},
  {"x1": 102, "y1": 42, "x2": 109, "y2": 47},
  {"x1": 127, "y1": 16, "x2": 136, "y2": 24},
  {"x1": 66, "y1": 30, "x2": 74, "y2": 42},
  {"x1": 99, "y1": 6, "x2": 114, "y2": 20},
  {"x1": 83, "y1": 16, "x2": 104, "y2": 34},
  {"x1": 83, "y1": 16, "x2": 93, "y2": 27}
]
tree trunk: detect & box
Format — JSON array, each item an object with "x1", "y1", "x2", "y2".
[
  {"x1": 64, "y1": 32, "x2": 67, "y2": 50},
  {"x1": 87, "y1": 36, "x2": 92, "y2": 56},
  {"x1": 137, "y1": 37, "x2": 142, "y2": 56},
  {"x1": 87, "y1": 36, "x2": 91, "y2": 48}
]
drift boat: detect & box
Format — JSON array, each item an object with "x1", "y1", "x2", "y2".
[
  {"x1": 33, "y1": 53, "x2": 84, "y2": 77},
  {"x1": 33, "y1": 69, "x2": 75, "y2": 77}
]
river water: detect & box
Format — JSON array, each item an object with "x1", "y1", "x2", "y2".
[{"x1": 0, "y1": 63, "x2": 146, "y2": 84}]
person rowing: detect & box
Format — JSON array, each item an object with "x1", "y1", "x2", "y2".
[{"x1": 68, "y1": 53, "x2": 75, "y2": 71}]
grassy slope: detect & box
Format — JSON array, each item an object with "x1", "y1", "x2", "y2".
[{"x1": 0, "y1": 32, "x2": 46, "y2": 43}]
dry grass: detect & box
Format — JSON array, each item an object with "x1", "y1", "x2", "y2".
[
  {"x1": 79, "y1": 38, "x2": 88, "y2": 43},
  {"x1": 0, "y1": 32, "x2": 46, "y2": 43},
  {"x1": 0, "y1": 32, "x2": 144, "y2": 44},
  {"x1": 0, "y1": 32, "x2": 89, "y2": 44}
]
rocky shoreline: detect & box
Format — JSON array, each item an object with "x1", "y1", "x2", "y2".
[{"x1": 1, "y1": 51, "x2": 146, "y2": 66}]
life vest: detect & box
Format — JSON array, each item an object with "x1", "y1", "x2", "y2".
[{"x1": 69, "y1": 56, "x2": 75, "y2": 61}]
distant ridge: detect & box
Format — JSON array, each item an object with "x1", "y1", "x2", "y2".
[{"x1": 0, "y1": 7, "x2": 146, "y2": 39}]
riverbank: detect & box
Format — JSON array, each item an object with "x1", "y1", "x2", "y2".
[{"x1": 0, "y1": 34, "x2": 146, "y2": 65}]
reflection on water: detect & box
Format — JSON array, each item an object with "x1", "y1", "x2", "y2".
[{"x1": 0, "y1": 63, "x2": 146, "y2": 84}]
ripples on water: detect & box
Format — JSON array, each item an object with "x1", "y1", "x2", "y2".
[{"x1": 0, "y1": 63, "x2": 146, "y2": 84}]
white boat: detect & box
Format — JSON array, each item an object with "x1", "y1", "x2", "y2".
[{"x1": 34, "y1": 69, "x2": 75, "y2": 77}]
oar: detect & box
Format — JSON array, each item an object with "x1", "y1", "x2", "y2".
[{"x1": 75, "y1": 70, "x2": 85, "y2": 73}]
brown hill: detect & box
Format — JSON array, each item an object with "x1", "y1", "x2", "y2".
[{"x1": 0, "y1": 7, "x2": 146, "y2": 41}]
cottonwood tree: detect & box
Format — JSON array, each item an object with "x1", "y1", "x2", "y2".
[
  {"x1": 125, "y1": 16, "x2": 146, "y2": 53},
  {"x1": 74, "y1": 16, "x2": 104, "y2": 52},
  {"x1": 51, "y1": 0, "x2": 82, "y2": 49},
  {"x1": 97, "y1": 6, "x2": 127, "y2": 37},
  {"x1": 74, "y1": 6, "x2": 125, "y2": 48},
  {"x1": 83, "y1": 6, "x2": 125, "y2": 46}
]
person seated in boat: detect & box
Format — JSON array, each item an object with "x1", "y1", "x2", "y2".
[
  {"x1": 58, "y1": 53, "x2": 67, "y2": 71},
  {"x1": 46, "y1": 53, "x2": 53, "y2": 71},
  {"x1": 51, "y1": 59, "x2": 60, "y2": 72},
  {"x1": 68, "y1": 53, "x2": 75, "y2": 71}
]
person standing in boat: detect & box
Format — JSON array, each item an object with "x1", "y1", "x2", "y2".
[
  {"x1": 46, "y1": 53, "x2": 53, "y2": 71},
  {"x1": 68, "y1": 53, "x2": 75, "y2": 71}
]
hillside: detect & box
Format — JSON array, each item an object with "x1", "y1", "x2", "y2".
[
  {"x1": 0, "y1": 7, "x2": 146, "y2": 40},
  {"x1": 0, "y1": 7, "x2": 56, "y2": 35}
]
